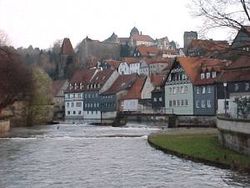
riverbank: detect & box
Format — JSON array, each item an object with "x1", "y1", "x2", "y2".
[{"x1": 148, "y1": 128, "x2": 250, "y2": 172}]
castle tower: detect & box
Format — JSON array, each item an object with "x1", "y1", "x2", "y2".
[
  {"x1": 183, "y1": 31, "x2": 198, "y2": 55},
  {"x1": 130, "y1": 26, "x2": 139, "y2": 37},
  {"x1": 58, "y1": 38, "x2": 75, "y2": 79}
]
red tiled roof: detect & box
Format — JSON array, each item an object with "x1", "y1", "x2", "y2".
[
  {"x1": 177, "y1": 57, "x2": 229, "y2": 85},
  {"x1": 131, "y1": 34, "x2": 154, "y2": 42},
  {"x1": 103, "y1": 74, "x2": 137, "y2": 95},
  {"x1": 69, "y1": 69, "x2": 96, "y2": 84},
  {"x1": 122, "y1": 57, "x2": 139, "y2": 64},
  {"x1": 217, "y1": 55, "x2": 250, "y2": 82},
  {"x1": 227, "y1": 56, "x2": 250, "y2": 69},
  {"x1": 105, "y1": 60, "x2": 122, "y2": 69},
  {"x1": 148, "y1": 58, "x2": 172, "y2": 65},
  {"x1": 121, "y1": 76, "x2": 146, "y2": 100},
  {"x1": 90, "y1": 69, "x2": 114, "y2": 85},
  {"x1": 218, "y1": 69, "x2": 250, "y2": 83},
  {"x1": 150, "y1": 75, "x2": 166, "y2": 87},
  {"x1": 52, "y1": 80, "x2": 67, "y2": 96},
  {"x1": 136, "y1": 45, "x2": 160, "y2": 56},
  {"x1": 61, "y1": 38, "x2": 74, "y2": 55},
  {"x1": 188, "y1": 39, "x2": 229, "y2": 52}
]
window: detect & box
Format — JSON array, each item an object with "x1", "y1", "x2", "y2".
[
  {"x1": 169, "y1": 100, "x2": 172, "y2": 107},
  {"x1": 159, "y1": 97, "x2": 162, "y2": 102},
  {"x1": 180, "y1": 100, "x2": 184, "y2": 106},
  {"x1": 73, "y1": 111, "x2": 76, "y2": 115},
  {"x1": 207, "y1": 100, "x2": 211, "y2": 108},
  {"x1": 154, "y1": 98, "x2": 157, "y2": 102},
  {"x1": 78, "y1": 111, "x2": 82, "y2": 115},
  {"x1": 181, "y1": 86, "x2": 184, "y2": 93},
  {"x1": 202, "y1": 86, "x2": 206, "y2": 94},
  {"x1": 71, "y1": 102, "x2": 74, "y2": 107},
  {"x1": 201, "y1": 100, "x2": 205, "y2": 108},
  {"x1": 245, "y1": 83, "x2": 249, "y2": 91},
  {"x1": 169, "y1": 87, "x2": 172, "y2": 94},
  {"x1": 196, "y1": 100, "x2": 200, "y2": 108},
  {"x1": 207, "y1": 86, "x2": 212, "y2": 93},
  {"x1": 184, "y1": 86, "x2": 188, "y2": 93},
  {"x1": 201, "y1": 73, "x2": 205, "y2": 79},
  {"x1": 173, "y1": 87, "x2": 177, "y2": 94},
  {"x1": 206, "y1": 72, "x2": 211, "y2": 79},
  {"x1": 185, "y1": 99, "x2": 188, "y2": 106},
  {"x1": 67, "y1": 111, "x2": 70, "y2": 115},
  {"x1": 78, "y1": 94, "x2": 81, "y2": 98},
  {"x1": 196, "y1": 87, "x2": 200, "y2": 94},
  {"x1": 212, "y1": 71, "x2": 216, "y2": 78},
  {"x1": 67, "y1": 102, "x2": 69, "y2": 107},
  {"x1": 76, "y1": 102, "x2": 82, "y2": 107},
  {"x1": 177, "y1": 100, "x2": 180, "y2": 106},
  {"x1": 173, "y1": 100, "x2": 176, "y2": 106},
  {"x1": 234, "y1": 83, "x2": 239, "y2": 91}
]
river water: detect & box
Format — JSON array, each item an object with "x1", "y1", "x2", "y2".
[{"x1": 0, "y1": 123, "x2": 249, "y2": 188}]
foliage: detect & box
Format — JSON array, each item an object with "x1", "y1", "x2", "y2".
[
  {"x1": 149, "y1": 133, "x2": 250, "y2": 170},
  {"x1": 0, "y1": 47, "x2": 32, "y2": 113},
  {"x1": 30, "y1": 67, "x2": 53, "y2": 105},
  {"x1": 234, "y1": 96, "x2": 250, "y2": 118}
]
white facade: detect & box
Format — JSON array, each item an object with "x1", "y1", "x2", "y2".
[
  {"x1": 165, "y1": 83, "x2": 194, "y2": 115},
  {"x1": 141, "y1": 77, "x2": 154, "y2": 99},
  {"x1": 139, "y1": 60, "x2": 149, "y2": 76},
  {"x1": 122, "y1": 99, "x2": 140, "y2": 111},
  {"x1": 118, "y1": 62, "x2": 130, "y2": 75},
  {"x1": 129, "y1": 62, "x2": 140, "y2": 74},
  {"x1": 65, "y1": 92, "x2": 84, "y2": 119}
]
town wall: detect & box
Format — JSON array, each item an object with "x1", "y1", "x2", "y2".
[{"x1": 217, "y1": 116, "x2": 250, "y2": 156}]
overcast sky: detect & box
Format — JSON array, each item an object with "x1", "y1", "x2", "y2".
[{"x1": 0, "y1": 0, "x2": 228, "y2": 49}]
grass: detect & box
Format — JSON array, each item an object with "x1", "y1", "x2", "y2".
[{"x1": 148, "y1": 133, "x2": 250, "y2": 171}]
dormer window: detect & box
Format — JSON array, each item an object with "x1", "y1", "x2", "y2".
[
  {"x1": 201, "y1": 73, "x2": 205, "y2": 79},
  {"x1": 206, "y1": 72, "x2": 211, "y2": 79},
  {"x1": 212, "y1": 71, "x2": 216, "y2": 78}
]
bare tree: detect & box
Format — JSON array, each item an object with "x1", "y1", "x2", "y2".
[
  {"x1": 191, "y1": 0, "x2": 250, "y2": 36},
  {"x1": 0, "y1": 47, "x2": 32, "y2": 114},
  {"x1": 0, "y1": 30, "x2": 11, "y2": 46}
]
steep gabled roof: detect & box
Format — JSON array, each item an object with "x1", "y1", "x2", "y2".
[
  {"x1": 52, "y1": 80, "x2": 67, "y2": 96},
  {"x1": 90, "y1": 69, "x2": 114, "y2": 85},
  {"x1": 176, "y1": 57, "x2": 229, "y2": 85},
  {"x1": 136, "y1": 45, "x2": 160, "y2": 56},
  {"x1": 121, "y1": 76, "x2": 146, "y2": 100},
  {"x1": 103, "y1": 74, "x2": 137, "y2": 95},
  {"x1": 104, "y1": 59, "x2": 122, "y2": 69},
  {"x1": 150, "y1": 74, "x2": 166, "y2": 87},
  {"x1": 217, "y1": 55, "x2": 250, "y2": 82},
  {"x1": 131, "y1": 34, "x2": 154, "y2": 42},
  {"x1": 61, "y1": 38, "x2": 74, "y2": 55},
  {"x1": 122, "y1": 57, "x2": 139, "y2": 64},
  {"x1": 69, "y1": 69, "x2": 96, "y2": 84},
  {"x1": 188, "y1": 39, "x2": 229, "y2": 52}
]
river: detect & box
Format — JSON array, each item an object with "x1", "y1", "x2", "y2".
[{"x1": 0, "y1": 123, "x2": 249, "y2": 188}]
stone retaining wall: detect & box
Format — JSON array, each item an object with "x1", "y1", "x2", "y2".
[
  {"x1": 0, "y1": 120, "x2": 10, "y2": 134},
  {"x1": 217, "y1": 117, "x2": 250, "y2": 156}
]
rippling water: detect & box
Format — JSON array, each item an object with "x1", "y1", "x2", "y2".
[{"x1": 0, "y1": 123, "x2": 249, "y2": 188}]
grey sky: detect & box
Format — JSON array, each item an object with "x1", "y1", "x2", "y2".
[{"x1": 0, "y1": 0, "x2": 227, "y2": 49}]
